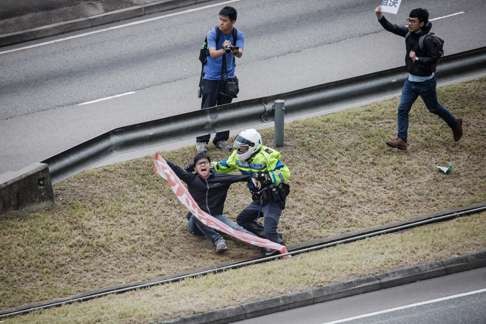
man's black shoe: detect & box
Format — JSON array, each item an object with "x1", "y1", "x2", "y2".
[{"x1": 452, "y1": 118, "x2": 463, "y2": 142}]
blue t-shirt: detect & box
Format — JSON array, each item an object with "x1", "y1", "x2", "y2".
[{"x1": 203, "y1": 27, "x2": 245, "y2": 81}]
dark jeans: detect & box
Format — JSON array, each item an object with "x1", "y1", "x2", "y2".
[
  {"x1": 397, "y1": 77, "x2": 458, "y2": 141},
  {"x1": 236, "y1": 201, "x2": 283, "y2": 243},
  {"x1": 186, "y1": 212, "x2": 248, "y2": 243},
  {"x1": 197, "y1": 79, "x2": 233, "y2": 144}
]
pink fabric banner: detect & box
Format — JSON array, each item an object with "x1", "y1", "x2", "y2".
[{"x1": 153, "y1": 153, "x2": 288, "y2": 255}]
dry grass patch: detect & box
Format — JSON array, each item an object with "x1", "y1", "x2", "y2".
[
  {"x1": 8, "y1": 211, "x2": 486, "y2": 324},
  {"x1": 1, "y1": 78, "x2": 485, "y2": 309}
]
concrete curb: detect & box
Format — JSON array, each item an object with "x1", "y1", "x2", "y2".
[
  {"x1": 160, "y1": 251, "x2": 486, "y2": 324},
  {"x1": 0, "y1": 0, "x2": 214, "y2": 47}
]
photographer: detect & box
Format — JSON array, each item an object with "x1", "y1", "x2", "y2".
[{"x1": 197, "y1": 6, "x2": 245, "y2": 153}]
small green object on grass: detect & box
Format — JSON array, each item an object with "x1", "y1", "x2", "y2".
[{"x1": 436, "y1": 162, "x2": 453, "y2": 174}]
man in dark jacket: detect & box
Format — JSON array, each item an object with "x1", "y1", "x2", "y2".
[
  {"x1": 167, "y1": 152, "x2": 249, "y2": 253},
  {"x1": 375, "y1": 6, "x2": 463, "y2": 150}
]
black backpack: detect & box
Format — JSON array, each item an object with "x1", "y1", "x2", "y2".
[
  {"x1": 407, "y1": 31, "x2": 444, "y2": 59},
  {"x1": 198, "y1": 27, "x2": 238, "y2": 97},
  {"x1": 419, "y1": 33, "x2": 444, "y2": 58}
]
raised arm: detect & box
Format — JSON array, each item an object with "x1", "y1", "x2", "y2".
[
  {"x1": 375, "y1": 6, "x2": 408, "y2": 37},
  {"x1": 166, "y1": 160, "x2": 193, "y2": 184}
]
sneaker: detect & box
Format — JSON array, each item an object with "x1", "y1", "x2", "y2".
[
  {"x1": 196, "y1": 142, "x2": 208, "y2": 153},
  {"x1": 213, "y1": 140, "x2": 232, "y2": 152},
  {"x1": 386, "y1": 137, "x2": 408, "y2": 150},
  {"x1": 452, "y1": 118, "x2": 463, "y2": 142},
  {"x1": 214, "y1": 238, "x2": 228, "y2": 253}
]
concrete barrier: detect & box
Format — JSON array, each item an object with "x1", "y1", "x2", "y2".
[{"x1": 0, "y1": 163, "x2": 54, "y2": 215}]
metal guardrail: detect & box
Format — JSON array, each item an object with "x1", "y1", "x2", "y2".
[{"x1": 43, "y1": 47, "x2": 486, "y2": 182}]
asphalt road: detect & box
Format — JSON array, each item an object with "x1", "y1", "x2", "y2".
[
  {"x1": 236, "y1": 267, "x2": 486, "y2": 324},
  {"x1": 1, "y1": 0, "x2": 485, "y2": 173}
]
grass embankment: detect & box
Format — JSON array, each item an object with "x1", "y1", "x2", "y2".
[
  {"x1": 8, "y1": 212, "x2": 486, "y2": 324},
  {"x1": 1, "y1": 78, "x2": 485, "y2": 312}
]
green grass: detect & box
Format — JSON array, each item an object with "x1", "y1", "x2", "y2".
[{"x1": 1, "y1": 77, "x2": 485, "y2": 311}]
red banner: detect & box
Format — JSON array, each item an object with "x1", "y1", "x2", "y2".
[{"x1": 153, "y1": 153, "x2": 288, "y2": 255}]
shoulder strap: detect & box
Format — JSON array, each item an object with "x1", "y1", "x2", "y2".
[
  {"x1": 231, "y1": 28, "x2": 238, "y2": 69},
  {"x1": 418, "y1": 32, "x2": 435, "y2": 51},
  {"x1": 418, "y1": 33, "x2": 427, "y2": 50},
  {"x1": 215, "y1": 26, "x2": 222, "y2": 49},
  {"x1": 406, "y1": 31, "x2": 429, "y2": 51},
  {"x1": 221, "y1": 52, "x2": 227, "y2": 81},
  {"x1": 219, "y1": 27, "x2": 238, "y2": 80},
  {"x1": 232, "y1": 27, "x2": 238, "y2": 46}
]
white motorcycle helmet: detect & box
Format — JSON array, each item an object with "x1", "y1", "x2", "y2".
[{"x1": 233, "y1": 129, "x2": 262, "y2": 161}]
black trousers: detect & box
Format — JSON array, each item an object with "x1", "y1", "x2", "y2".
[
  {"x1": 197, "y1": 79, "x2": 233, "y2": 144},
  {"x1": 236, "y1": 201, "x2": 283, "y2": 243}
]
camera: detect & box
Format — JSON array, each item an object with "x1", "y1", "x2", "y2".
[{"x1": 224, "y1": 45, "x2": 239, "y2": 54}]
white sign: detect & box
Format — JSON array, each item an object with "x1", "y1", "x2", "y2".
[{"x1": 380, "y1": 0, "x2": 402, "y2": 14}]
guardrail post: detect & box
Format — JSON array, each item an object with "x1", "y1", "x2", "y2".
[{"x1": 273, "y1": 99, "x2": 285, "y2": 147}]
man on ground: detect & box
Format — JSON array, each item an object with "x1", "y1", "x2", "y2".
[{"x1": 167, "y1": 152, "x2": 249, "y2": 253}]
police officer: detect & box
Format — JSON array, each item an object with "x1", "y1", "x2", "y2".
[{"x1": 214, "y1": 129, "x2": 290, "y2": 248}]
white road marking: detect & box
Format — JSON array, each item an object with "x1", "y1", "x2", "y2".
[
  {"x1": 321, "y1": 287, "x2": 486, "y2": 324},
  {"x1": 430, "y1": 11, "x2": 465, "y2": 22},
  {"x1": 0, "y1": 0, "x2": 240, "y2": 56},
  {"x1": 78, "y1": 91, "x2": 135, "y2": 106}
]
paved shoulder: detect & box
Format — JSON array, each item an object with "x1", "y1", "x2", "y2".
[{"x1": 0, "y1": 0, "x2": 214, "y2": 46}]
